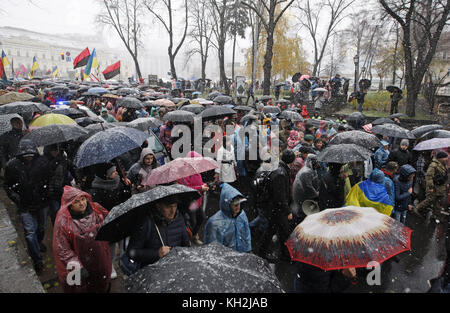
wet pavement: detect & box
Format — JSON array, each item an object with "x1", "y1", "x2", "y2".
[{"x1": 0, "y1": 180, "x2": 448, "y2": 293}]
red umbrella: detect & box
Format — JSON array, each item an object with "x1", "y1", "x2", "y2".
[
  {"x1": 286, "y1": 206, "x2": 412, "y2": 271},
  {"x1": 145, "y1": 157, "x2": 219, "y2": 186}
]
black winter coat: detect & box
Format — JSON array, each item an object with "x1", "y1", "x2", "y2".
[
  {"x1": 0, "y1": 129, "x2": 24, "y2": 166},
  {"x1": 88, "y1": 177, "x2": 132, "y2": 211},
  {"x1": 127, "y1": 212, "x2": 190, "y2": 267},
  {"x1": 264, "y1": 161, "x2": 291, "y2": 218},
  {"x1": 294, "y1": 262, "x2": 352, "y2": 293},
  {"x1": 387, "y1": 149, "x2": 412, "y2": 167},
  {"x1": 318, "y1": 172, "x2": 345, "y2": 210}
]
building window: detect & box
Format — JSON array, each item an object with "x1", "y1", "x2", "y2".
[{"x1": 17, "y1": 50, "x2": 21, "y2": 57}]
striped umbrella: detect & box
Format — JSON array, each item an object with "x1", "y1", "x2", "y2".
[{"x1": 286, "y1": 206, "x2": 412, "y2": 271}]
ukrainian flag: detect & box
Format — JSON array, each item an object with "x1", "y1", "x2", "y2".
[
  {"x1": 84, "y1": 48, "x2": 98, "y2": 79},
  {"x1": 30, "y1": 56, "x2": 39, "y2": 78},
  {"x1": 345, "y1": 178, "x2": 393, "y2": 216},
  {"x1": 1, "y1": 50, "x2": 10, "y2": 67},
  {"x1": 51, "y1": 66, "x2": 58, "y2": 78}
]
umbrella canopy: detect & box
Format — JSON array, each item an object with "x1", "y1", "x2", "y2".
[
  {"x1": 117, "y1": 97, "x2": 143, "y2": 109},
  {"x1": 276, "y1": 99, "x2": 290, "y2": 105},
  {"x1": 410, "y1": 124, "x2": 443, "y2": 138},
  {"x1": 239, "y1": 115, "x2": 258, "y2": 124},
  {"x1": 278, "y1": 110, "x2": 304, "y2": 122},
  {"x1": 233, "y1": 105, "x2": 252, "y2": 112},
  {"x1": 22, "y1": 124, "x2": 88, "y2": 147},
  {"x1": 371, "y1": 123, "x2": 415, "y2": 139},
  {"x1": 171, "y1": 98, "x2": 189, "y2": 105},
  {"x1": 96, "y1": 184, "x2": 200, "y2": 242},
  {"x1": 29, "y1": 113, "x2": 76, "y2": 128},
  {"x1": 0, "y1": 92, "x2": 34, "y2": 105},
  {"x1": 163, "y1": 110, "x2": 196, "y2": 123},
  {"x1": 142, "y1": 101, "x2": 157, "y2": 108},
  {"x1": 79, "y1": 122, "x2": 118, "y2": 141},
  {"x1": 389, "y1": 113, "x2": 406, "y2": 119},
  {"x1": 87, "y1": 87, "x2": 108, "y2": 95},
  {"x1": 313, "y1": 88, "x2": 327, "y2": 92},
  {"x1": 0, "y1": 101, "x2": 50, "y2": 114},
  {"x1": 263, "y1": 106, "x2": 281, "y2": 114},
  {"x1": 127, "y1": 117, "x2": 163, "y2": 131},
  {"x1": 317, "y1": 143, "x2": 373, "y2": 163},
  {"x1": 52, "y1": 107, "x2": 87, "y2": 119},
  {"x1": 74, "y1": 126, "x2": 148, "y2": 168},
  {"x1": 208, "y1": 91, "x2": 222, "y2": 100},
  {"x1": 153, "y1": 98, "x2": 176, "y2": 108},
  {"x1": 102, "y1": 93, "x2": 120, "y2": 99},
  {"x1": 286, "y1": 206, "x2": 412, "y2": 271},
  {"x1": 213, "y1": 95, "x2": 233, "y2": 104},
  {"x1": 371, "y1": 117, "x2": 395, "y2": 126},
  {"x1": 49, "y1": 85, "x2": 70, "y2": 94},
  {"x1": 125, "y1": 242, "x2": 284, "y2": 293},
  {"x1": 179, "y1": 104, "x2": 205, "y2": 114},
  {"x1": 198, "y1": 105, "x2": 236, "y2": 120},
  {"x1": 0, "y1": 114, "x2": 25, "y2": 136},
  {"x1": 117, "y1": 88, "x2": 138, "y2": 96},
  {"x1": 192, "y1": 91, "x2": 202, "y2": 96},
  {"x1": 300, "y1": 74, "x2": 310, "y2": 81},
  {"x1": 386, "y1": 85, "x2": 401, "y2": 93},
  {"x1": 75, "y1": 116, "x2": 103, "y2": 127},
  {"x1": 146, "y1": 157, "x2": 219, "y2": 186},
  {"x1": 328, "y1": 130, "x2": 382, "y2": 149},
  {"x1": 413, "y1": 138, "x2": 450, "y2": 151},
  {"x1": 346, "y1": 112, "x2": 365, "y2": 121},
  {"x1": 259, "y1": 95, "x2": 271, "y2": 102},
  {"x1": 419, "y1": 129, "x2": 450, "y2": 140}
]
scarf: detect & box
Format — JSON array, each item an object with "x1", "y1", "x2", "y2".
[{"x1": 91, "y1": 175, "x2": 120, "y2": 190}]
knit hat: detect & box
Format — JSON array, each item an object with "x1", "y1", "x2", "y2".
[
  {"x1": 436, "y1": 151, "x2": 449, "y2": 159},
  {"x1": 304, "y1": 134, "x2": 314, "y2": 142},
  {"x1": 95, "y1": 162, "x2": 116, "y2": 180},
  {"x1": 281, "y1": 149, "x2": 296, "y2": 164},
  {"x1": 400, "y1": 139, "x2": 409, "y2": 146}
]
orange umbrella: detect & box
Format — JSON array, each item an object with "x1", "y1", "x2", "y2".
[{"x1": 153, "y1": 98, "x2": 176, "y2": 108}]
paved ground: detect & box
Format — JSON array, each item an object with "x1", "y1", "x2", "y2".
[{"x1": 0, "y1": 179, "x2": 448, "y2": 293}]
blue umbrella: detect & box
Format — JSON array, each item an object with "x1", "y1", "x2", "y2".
[
  {"x1": 87, "y1": 87, "x2": 108, "y2": 95},
  {"x1": 192, "y1": 91, "x2": 202, "y2": 96},
  {"x1": 74, "y1": 126, "x2": 148, "y2": 168}
]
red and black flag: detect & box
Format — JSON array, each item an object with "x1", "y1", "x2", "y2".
[
  {"x1": 73, "y1": 47, "x2": 90, "y2": 69},
  {"x1": 102, "y1": 61, "x2": 120, "y2": 80}
]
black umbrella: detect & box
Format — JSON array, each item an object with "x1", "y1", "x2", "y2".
[
  {"x1": 389, "y1": 113, "x2": 407, "y2": 119},
  {"x1": 198, "y1": 105, "x2": 236, "y2": 120},
  {"x1": 171, "y1": 98, "x2": 189, "y2": 105},
  {"x1": 79, "y1": 122, "x2": 118, "y2": 141},
  {"x1": 278, "y1": 110, "x2": 303, "y2": 122},
  {"x1": 124, "y1": 242, "x2": 284, "y2": 293},
  {"x1": 163, "y1": 110, "x2": 196, "y2": 123},
  {"x1": 0, "y1": 101, "x2": 50, "y2": 114},
  {"x1": 239, "y1": 114, "x2": 258, "y2": 124},
  {"x1": 74, "y1": 126, "x2": 148, "y2": 168},
  {"x1": 52, "y1": 107, "x2": 87, "y2": 119},
  {"x1": 371, "y1": 117, "x2": 395, "y2": 126},
  {"x1": 292, "y1": 72, "x2": 302, "y2": 83},
  {"x1": 96, "y1": 184, "x2": 200, "y2": 242},
  {"x1": 127, "y1": 117, "x2": 163, "y2": 131},
  {"x1": 75, "y1": 116, "x2": 103, "y2": 127},
  {"x1": 142, "y1": 101, "x2": 157, "y2": 108},
  {"x1": 117, "y1": 88, "x2": 137, "y2": 96},
  {"x1": 276, "y1": 99, "x2": 290, "y2": 105},
  {"x1": 117, "y1": 97, "x2": 143, "y2": 109},
  {"x1": 259, "y1": 95, "x2": 272, "y2": 102},
  {"x1": 213, "y1": 95, "x2": 233, "y2": 104},
  {"x1": 411, "y1": 124, "x2": 443, "y2": 139},
  {"x1": 179, "y1": 104, "x2": 205, "y2": 114},
  {"x1": 317, "y1": 144, "x2": 373, "y2": 163},
  {"x1": 49, "y1": 85, "x2": 70, "y2": 94},
  {"x1": 419, "y1": 129, "x2": 450, "y2": 140},
  {"x1": 371, "y1": 124, "x2": 415, "y2": 139},
  {"x1": 346, "y1": 111, "x2": 366, "y2": 121},
  {"x1": 328, "y1": 130, "x2": 382, "y2": 149},
  {"x1": 386, "y1": 85, "x2": 401, "y2": 93},
  {"x1": 208, "y1": 91, "x2": 222, "y2": 100},
  {"x1": 263, "y1": 106, "x2": 281, "y2": 115},
  {"x1": 233, "y1": 105, "x2": 253, "y2": 112},
  {"x1": 22, "y1": 124, "x2": 88, "y2": 146}
]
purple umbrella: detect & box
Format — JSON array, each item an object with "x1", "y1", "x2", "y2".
[{"x1": 413, "y1": 138, "x2": 450, "y2": 151}]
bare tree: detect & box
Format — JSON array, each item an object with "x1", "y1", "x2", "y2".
[
  {"x1": 294, "y1": 0, "x2": 355, "y2": 77},
  {"x1": 185, "y1": 0, "x2": 214, "y2": 87},
  {"x1": 379, "y1": 0, "x2": 450, "y2": 117},
  {"x1": 145, "y1": 0, "x2": 189, "y2": 81},
  {"x1": 241, "y1": 0, "x2": 296, "y2": 95},
  {"x1": 97, "y1": 0, "x2": 144, "y2": 80}
]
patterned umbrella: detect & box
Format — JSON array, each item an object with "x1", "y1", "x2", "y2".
[
  {"x1": 286, "y1": 206, "x2": 412, "y2": 271},
  {"x1": 29, "y1": 113, "x2": 76, "y2": 128},
  {"x1": 145, "y1": 157, "x2": 219, "y2": 186},
  {"x1": 413, "y1": 138, "x2": 450, "y2": 151}
]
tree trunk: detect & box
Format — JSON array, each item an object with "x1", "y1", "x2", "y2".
[
  {"x1": 232, "y1": 32, "x2": 237, "y2": 92},
  {"x1": 392, "y1": 24, "x2": 399, "y2": 86},
  {"x1": 133, "y1": 56, "x2": 142, "y2": 80},
  {"x1": 169, "y1": 52, "x2": 177, "y2": 81},
  {"x1": 263, "y1": 30, "x2": 274, "y2": 95}
]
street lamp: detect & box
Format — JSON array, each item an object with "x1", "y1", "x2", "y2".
[{"x1": 353, "y1": 55, "x2": 359, "y2": 92}]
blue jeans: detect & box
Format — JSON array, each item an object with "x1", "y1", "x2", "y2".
[
  {"x1": 393, "y1": 209, "x2": 407, "y2": 224},
  {"x1": 20, "y1": 207, "x2": 48, "y2": 264},
  {"x1": 49, "y1": 200, "x2": 61, "y2": 225},
  {"x1": 358, "y1": 102, "x2": 363, "y2": 112}
]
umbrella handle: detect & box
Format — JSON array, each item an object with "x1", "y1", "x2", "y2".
[{"x1": 114, "y1": 158, "x2": 131, "y2": 186}]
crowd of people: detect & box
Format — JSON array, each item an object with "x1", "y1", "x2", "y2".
[{"x1": 0, "y1": 80, "x2": 448, "y2": 294}]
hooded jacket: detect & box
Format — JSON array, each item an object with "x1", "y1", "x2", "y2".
[
  {"x1": 3, "y1": 139, "x2": 43, "y2": 212},
  {"x1": 374, "y1": 146, "x2": 390, "y2": 169},
  {"x1": 292, "y1": 154, "x2": 320, "y2": 217},
  {"x1": 203, "y1": 183, "x2": 251, "y2": 253},
  {"x1": 52, "y1": 186, "x2": 111, "y2": 293},
  {"x1": 394, "y1": 165, "x2": 416, "y2": 212},
  {"x1": 287, "y1": 130, "x2": 300, "y2": 150},
  {"x1": 127, "y1": 148, "x2": 158, "y2": 191},
  {"x1": 387, "y1": 147, "x2": 412, "y2": 167},
  {"x1": 100, "y1": 108, "x2": 117, "y2": 123}
]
